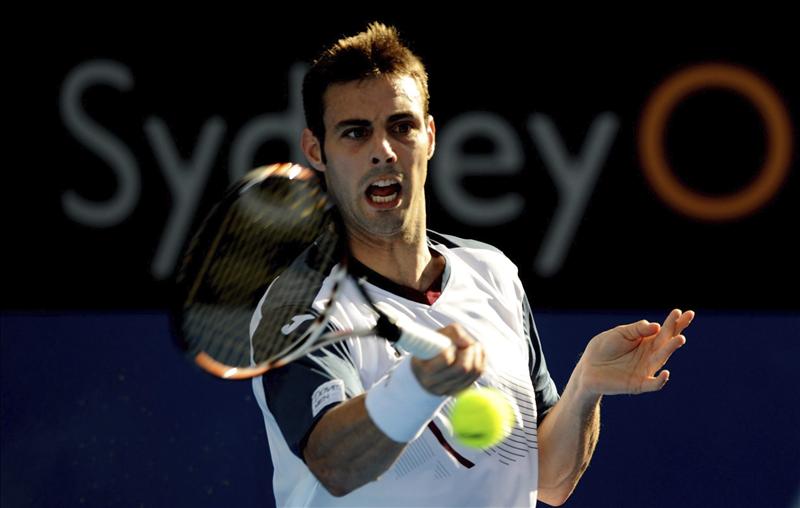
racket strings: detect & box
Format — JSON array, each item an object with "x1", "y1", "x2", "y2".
[{"x1": 182, "y1": 175, "x2": 334, "y2": 369}]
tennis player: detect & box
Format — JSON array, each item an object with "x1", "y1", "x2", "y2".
[{"x1": 250, "y1": 22, "x2": 695, "y2": 507}]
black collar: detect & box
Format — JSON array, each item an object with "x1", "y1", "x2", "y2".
[{"x1": 348, "y1": 253, "x2": 444, "y2": 305}]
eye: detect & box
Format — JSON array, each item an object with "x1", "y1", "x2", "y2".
[
  {"x1": 392, "y1": 122, "x2": 415, "y2": 136},
  {"x1": 343, "y1": 127, "x2": 369, "y2": 140}
]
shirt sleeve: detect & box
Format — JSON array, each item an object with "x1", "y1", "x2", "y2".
[
  {"x1": 254, "y1": 306, "x2": 359, "y2": 462},
  {"x1": 261, "y1": 342, "x2": 351, "y2": 461},
  {"x1": 522, "y1": 294, "x2": 560, "y2": 424}
]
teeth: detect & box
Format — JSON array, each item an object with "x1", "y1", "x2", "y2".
[
  {"x1": 372, "y1": 179, "x2": 399, "y2": 187},
  {"x1": 370, "y1": 192, "x2": 399, "y2": 203}
]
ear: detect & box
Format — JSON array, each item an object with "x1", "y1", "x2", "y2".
[
  {"x1": 426, "y1": 114, "x2": 436, "y2": 160},
  {"x1": 301, "y1": 128, "x2": 326, "y2": 171}
]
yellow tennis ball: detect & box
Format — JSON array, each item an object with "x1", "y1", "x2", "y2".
[{"x1": 450, "y1": 387, "x2": 515, "y2": 449}]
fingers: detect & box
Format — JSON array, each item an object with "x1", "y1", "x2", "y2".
[
  {"x1": 646, "y1": 309, "x2": 693, "y2": 381},
  {"x1": 640, "y1": 370, "x2": 671, "y2": 393},
  {"x1": 620, "y1": 309, "x2": 691, "y2": 343},
  {"x1": 431, "y1": 344, "x2": 485, "y2": 394},
  {"x1": 413, "y1": 323, "x2": 486, "y2": 396},
  {"x1": 651, "y1": 334, "x2": 686, "y2": 371},
  {"x1": 618, "y1": 320, "x2": 660, "y2": 340},
  {"x1": 661, "y1": 309, "x2": 683, "y2": 336},
  {"x1": 674, "y1": 310, "x2": 695, "y2": 336},
  {"x1": 437, "y1": 323, "x2": 475, "y2": 349},
  {"x1": 653, "y1": 308, "x2": 694, "y2": 351}
]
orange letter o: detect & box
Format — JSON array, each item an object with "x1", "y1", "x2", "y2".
[{"x1": 640, "y1": 63, "x2": 792, "y2": 221}]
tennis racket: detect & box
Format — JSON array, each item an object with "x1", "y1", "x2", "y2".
[{"x1": 174, "y1": 162, "x2": 453, "y2": 380}]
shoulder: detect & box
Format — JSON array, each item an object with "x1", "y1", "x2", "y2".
[
  {"x1": 261, "y1": 230, "x2": 340, "y2": 308},
  {"x1": 429, "y1": 230, "x2": 528, "y2": 308},
  {"x1": 428, "y1": 230, "x2": 505, "y2": 254},
  {"x1": 428, "y1": 230, "x2": 518, "y2": 275}
]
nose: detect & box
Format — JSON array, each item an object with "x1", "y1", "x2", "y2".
[{"x1": 370, "y1": 134, "x2": 397, "y2": 166}]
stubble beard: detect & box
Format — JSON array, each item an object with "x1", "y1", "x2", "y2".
[{"x1": 325, "y1": 164, "x2": 426, "y2": 246}]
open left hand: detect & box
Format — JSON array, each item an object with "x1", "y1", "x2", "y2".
[{"x1": 578, "y1": 309, "x2": 695, "y2": 396}]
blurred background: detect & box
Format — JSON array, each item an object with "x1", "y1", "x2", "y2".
[{"x1": 3, "y1": 8, "x2": 798, "y2": 508}]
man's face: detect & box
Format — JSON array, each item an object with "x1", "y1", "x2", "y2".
[{"x1": 312, "y1": 75, "x2": 435, "y2": 241}]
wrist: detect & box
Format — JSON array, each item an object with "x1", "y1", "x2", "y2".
[
  {"x1": 571, "y1": 360, "x2": 603, "y2": 406},
  {"x1": 410, "y1": 356, "x2": 439, "y2": 395},
  {"x1": 365, "y1": 356, "x2": 450, "y2": 443}
]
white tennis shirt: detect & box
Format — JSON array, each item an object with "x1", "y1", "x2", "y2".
[{"x1": 251, "y1": 231, "x2": 560, "y2": 507}]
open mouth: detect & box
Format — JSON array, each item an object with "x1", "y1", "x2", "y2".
[{"x1": 364, "y1": 178, "x2": 403, "y2": 208}]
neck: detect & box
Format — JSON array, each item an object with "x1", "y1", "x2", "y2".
[{"x1": 347, "y1": 222, "x2": 443, "y2": 292}]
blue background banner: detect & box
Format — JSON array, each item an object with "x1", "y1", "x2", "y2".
[{"x1": 2, "y1": 311, "x2": 798, "y2": 507}]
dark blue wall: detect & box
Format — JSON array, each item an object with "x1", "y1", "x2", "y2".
[{"x1": 2, "y1": 311, "x2": 798, "y2": 507}]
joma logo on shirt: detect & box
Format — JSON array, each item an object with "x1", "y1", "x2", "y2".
[{"x1": 281, "y1": 314, "x2": 314, "y2": 335}]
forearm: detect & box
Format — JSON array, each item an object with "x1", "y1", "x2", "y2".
[
  {"x1": 304, "y1": 394, "x2": 406, "y2": 496},
  {"x1": 303, "y1": 327, "x2": 481, "y2": 497},
  {"x1": 537, "y1": 362, "x2": 601, "y2": 506}
]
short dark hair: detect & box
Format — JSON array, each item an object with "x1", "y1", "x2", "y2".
[{"x1": 302, "y1": 22, "x2": 430, "y2": 149}]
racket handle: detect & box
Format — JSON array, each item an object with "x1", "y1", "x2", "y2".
[{"x1": 393, "y1": 318, "x2": 452, "y2": 360}]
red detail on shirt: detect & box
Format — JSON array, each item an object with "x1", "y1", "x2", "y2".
[
  {"x1": 424, "y1": 287, "x2": 442, "y2": 305},
  {"x1": 348, "y1": 254, "x2": 445, "y2": 306}
]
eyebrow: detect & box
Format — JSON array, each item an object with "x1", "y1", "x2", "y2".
[
  {"x1": 333, "y1": 119, "x2": 371, "y2": 134},
  {"x1": 333, "y1": 112, "x2": 419, "y2": 134},
  {"x1": 387, "y1": 112, "x2": 416, "y2": 123}
]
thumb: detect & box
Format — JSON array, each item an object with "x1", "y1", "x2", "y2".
[{"x1": 619, "y1": 320, "x2": 660, "y2": 341}]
